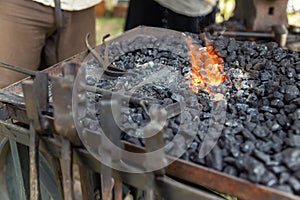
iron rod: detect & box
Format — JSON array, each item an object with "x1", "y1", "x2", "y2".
[
  {"x1": 220, "y1": 31, "x2": 273, "y2": 38},
  {"x1": 0, "y1": 62, "x2": 36, "y2": 76}
]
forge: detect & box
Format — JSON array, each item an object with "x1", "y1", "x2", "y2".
[
  {"x1": 1, "y1": 26, "x2": 300, "y2": 200},
  {"x1": 77, "y1": 26, "x2": 300, "y2": 195}
]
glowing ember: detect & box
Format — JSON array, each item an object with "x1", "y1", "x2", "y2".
[{"x1": 186, "y1": 36, "x2": 226, "y2": 93}]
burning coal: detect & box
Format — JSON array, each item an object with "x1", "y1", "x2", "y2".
[
  {"x1": 185, "y1": 36, "x2": 226, "y2": 93},
  {"x1": 81, "y1": 31, "x2": 300, "y2": 196}
]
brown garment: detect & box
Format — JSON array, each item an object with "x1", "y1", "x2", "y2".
[{"x1": 0, "y1": 0, "x2": 96, "y2": 88}]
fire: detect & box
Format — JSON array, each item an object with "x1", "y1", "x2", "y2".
[{"x1": 186, "y1": 36, "x2": 226, "y2": 93}]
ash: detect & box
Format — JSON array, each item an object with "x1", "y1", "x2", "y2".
[{"x1": 81, "y1": 33, "x2": 300, "y2": 195}]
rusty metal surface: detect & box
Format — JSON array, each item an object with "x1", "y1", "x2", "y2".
[
  {"x1": 157, "y1": 176, "x2": 224, "y2": 200},
  {"x1": 144, "y1": 107, "x2": 167, "y2": 176},
  {"x1": 6, "y1": 105, "x2": 29, "y2": 124},
  {"x1": 60, "y1": 138, "x2": 74, "y2": 200},
  {"x1": 29, "y1": 123, "x2": 40, "y2": 200},
  {"x1": 114, "y1": 179, "x2": 122, "y2": 200},
  {"x1": 22, "y1": 80, "x2": 43, "y2": 132},
  {"x1": 58, "y1": 61, "x2": 85, "y2": 145},
  {"x1": 124, "y1": 142, "x2": 300, "y2": 200},
  {"x1": 167, "y1": 158, "x2": 300, "y2": 200}
]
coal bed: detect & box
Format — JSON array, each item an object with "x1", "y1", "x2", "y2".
[{"x1": 79, "y1": 30, "x2": 300, "y2": 195}]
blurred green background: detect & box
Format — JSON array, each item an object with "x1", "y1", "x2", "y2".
[{"x1": 96, "y1": 15, "x2": 125, "y2": 44}]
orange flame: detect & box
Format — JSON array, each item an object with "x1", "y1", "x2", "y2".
[{"x1": 186, "y1": 36, "x2": 226, "y2": 93}]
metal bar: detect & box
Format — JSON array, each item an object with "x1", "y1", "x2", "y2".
[
  {"x1": 156, "y1": 176, "x2": 224, "y2": 200},
  {"x1": 33, "y1": 72, "x2": 49, "y2": 113},
  {"x1": 29, "y1": 122, "x2": 40, "y2": 200},
  {"x1": 101, "y1": 165, "x2": 113, "y2": 200},
  {"x1": 144, "y1": 112, "x2": 166, "y2": 175},
  {"x1": 0, "y1": 62, "x2": 36, "y2": 77},
  {"x1": 0, "y1": 120, "x2": 30, "y2": 145},
  {"x1": 22, "y1": 80, "x2": 42, "y2": 131},
  {"x1": 144, "y1": 107, "x2": 168, "y2": 200},
  {"x1": 145, "y1": 174, "x2": 155, "y2": 200},
  {"x1": 0, "y1": 90, "x2": 25, "y2": 106},
  {"x1": 0, "y1": 61, "x2": 62, "y2": 82},
  {"x1": 99, "y1": 97, "x2": 122, "y2": 200},
  {"x1": 220, "y1": 31, "x2": 273, "y2": 38},
  {"x1": 51, "y1": 77, "x2": 82, "y2": 145},
  {"x1": 9, "y1": 139, "x2": 28, "y2": 200},
  {"x1": 85, "y1": 34, "x2": 127, "y2": 76},
  {"x1": 60, "y1": 138, "x2": 74, "y2": 200},
  {"x1": 79, "y1": 166, "x2": 95, "y2": 200},
  {"x1": 114, "y1": 179, "x2": 123, "y2": 200},
  {"x1": 166, "y1": 158, "x2": 300, "y2": 200}
]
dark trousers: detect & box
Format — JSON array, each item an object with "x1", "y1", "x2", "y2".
[
  {"x1": 0, "y1": 0, "x2": 96, "y2": 88},
  {"x1": 124, "y1": 0, "x2": 217, "y2": 33}
]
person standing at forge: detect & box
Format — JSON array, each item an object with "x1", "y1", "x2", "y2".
[
  {"x1": 0, "y1": 0, "x2": 102, "y2": 88},
  {"x1": 124, "y1": 0, "x2": 218, "y2": 33}
]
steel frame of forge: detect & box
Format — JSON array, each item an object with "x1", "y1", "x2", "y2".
[{"x1": 0, "y1": 27, "x2": 300, "y2": 200}]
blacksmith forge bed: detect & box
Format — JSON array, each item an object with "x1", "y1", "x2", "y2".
[{"x1": 1, "y1": 26, "x2": 300, "y2": 200}]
